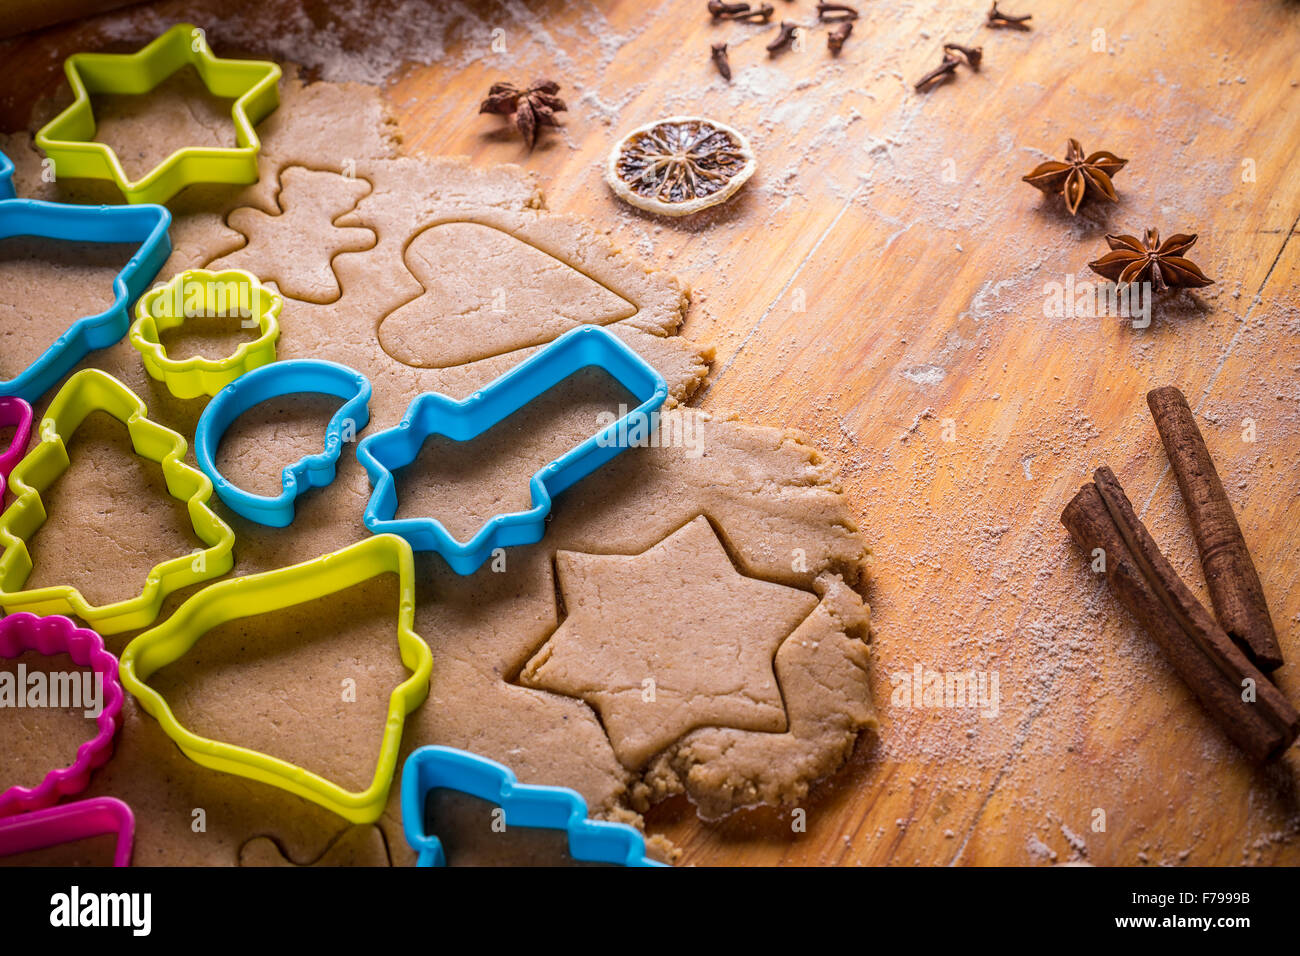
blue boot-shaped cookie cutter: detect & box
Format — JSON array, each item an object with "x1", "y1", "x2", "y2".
[
  {"x1": 0, "y1": 149, "x2": 171, "y2": 403},
  {"x1": 358, "y1": 325, "x2": 668, "y2": 575},
  {"x1": 401, "y1": 745, "x2": 665, "y2": 867},
  {"x1": 195, "y1": 359, "x2": 372, "y2": 527}
]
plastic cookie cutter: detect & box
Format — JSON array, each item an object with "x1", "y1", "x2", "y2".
[
  {"x1": 401, "y1": 745, "x2": 665, "y2": 867},
  {"x1": 0, "y1": 149, "x2": 14, "y2": 200},
  {"x1": 0, "y1": 613, "x2": 124, "y2": 816},
  {"x1": 0, "y1": 397, "x2": 34, "y2": 500},
  {"x1": 358, "y1": 325, "x2": 668, "y2": 575},
  {"x1": 195, "y1": 359, "x2": 372, "y2": 527},
  {"x1": 34, "y1": 23, "x2": 281, "y2": 205},
  {"x1": 119, "y1": 533, "x2": 431, "y2": 824},
  {"x1": 0, "y1": 797, "x2": 135, "y2": 867},
  {"x1": 0, "y1": 152, "x2": 171, "y2": 403},
  {"x1": 0, "y1": 369, "x2": 235, "y2": 634},
  {"x1": 130, "y1": 268, "x2": 282, "y2": 399}
]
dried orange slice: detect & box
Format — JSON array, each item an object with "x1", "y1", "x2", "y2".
[{"x1": 606, "y1": 116, "x2": 756, "y2": 217}]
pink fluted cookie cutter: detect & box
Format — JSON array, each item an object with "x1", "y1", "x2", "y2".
[
  {"x1": 0, "y1": 797, "x2": 134, "y2": 866},
  {"x1": 0, "y1": 613, "x2": 124, "y2": 816},
  {"x1": 0, "y1": 396, "x2": 33, "y2": 499}
]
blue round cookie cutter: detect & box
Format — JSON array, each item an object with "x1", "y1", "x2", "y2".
[
  {"x1": 357, "y1": 325, "x2": 668, "y2": 576},
  {"x1": 0, "y1": 149, "x2": 172, "y2": 403},
  {"x1": 401, "y1": 745, "x2": 665, "y2": 867},
  {"x1": 195, "y1": 359, "x2": 372, "y2": 527}
]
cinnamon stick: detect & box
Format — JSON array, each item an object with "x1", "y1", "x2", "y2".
[
  {"x1": 1061, "y1": 467, "x2": 1298, "y2": 762},
  {"x1": 1147, "y1": 386, "x2": 1282, "y2": 670}
]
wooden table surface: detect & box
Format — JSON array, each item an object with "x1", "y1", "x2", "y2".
[{"x1": 2, "y1": 0, "x2": 1298, "y2": 866}]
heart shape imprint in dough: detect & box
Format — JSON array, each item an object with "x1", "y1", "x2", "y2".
[{"x1": 377, "y1": 222, "x2": 636, "y2": 369}]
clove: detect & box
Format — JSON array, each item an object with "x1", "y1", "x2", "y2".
[
  {"x1": 987, "y1": 2, "x2": 1032, "y2": 29},
  {"x1": 708, "y1": 0, "x2": 751, "y2": 19},
  {"x1": 914, "y1": 52, "x2": 960, "y2": 90},
  {"x1": 827, "y1": 20, "x2": 853, "y2": 55},
  {"x1": 738, "y1": 3, "x2": 775, "y2": 22},
  {"x1": 766, "y1": 20, "x2": 799, "y2": 54},
  {"x1": 943, "y1": 42, "x2": 983, "y2": 71},
  {"x1": 710, "y1": 1, "x2": 775, "y2": 22},
  {"x1": 816, "y1": 1, "x2": 859, "y2": 21},
  {"x1": 711, "y1": 42, "x2": 732, "y2": 80}
]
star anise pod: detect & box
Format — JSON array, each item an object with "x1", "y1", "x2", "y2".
[
  {"x1": 1088, "y1": 229, "x2": 1215, "y2": 292},
  {"x1": 1022, "y1": 138, "x2": 1127, "y2": 215},
  {"x1": 479, "y1": 79, "x2": 567, "y2": 149}
]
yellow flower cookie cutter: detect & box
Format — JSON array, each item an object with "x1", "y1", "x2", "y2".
[
  {"x1": 130, "y1": 268, "x2": 281, "y2": 399},
  {"x1": 34, "y1": 23, "x2": 281, "y2": 205},
  {"x1": 119, "y1": 534, "x2": 432, "y2": 824},
  {"x1": 0, "y1": 369, "x2": 235, "y2": 634}
]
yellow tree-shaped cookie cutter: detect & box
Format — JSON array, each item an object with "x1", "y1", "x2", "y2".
[
  {"x1": 130, "y1": 268, "x2": 281, "y2": 399},
  {"x1": 0, "y1": 369, "x2": 235, "y2": 634},
  {"x1": 119, "y1": 534, "x2": 432, "y2": 824}
]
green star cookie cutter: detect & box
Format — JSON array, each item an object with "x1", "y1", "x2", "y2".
[
  {"x1": 0, "y1": 368, "x2": 235, "y2": 634},
  {"x1": 130, "y1": 268, "x2": 281, "y2": 399},
  {"x1": 119, "y1": 534, "x2": 432, "y2": 824},
  {"x1": 34, "y1": 23, "x2": 281, "y2": 205}
]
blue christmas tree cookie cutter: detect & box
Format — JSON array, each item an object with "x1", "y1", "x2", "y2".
[
  {"x1": 401, "y1": 745, "x2": 665, "y2": 867},
  {"x1": 357, "y1": 325, "x2": 668, "y2": 575},
  {"x1": 195, "y1": 359, "x2": 372, "y2": 527},
  {"x1": 0, "y1": 149, "x2": 172, "y2": 403}
]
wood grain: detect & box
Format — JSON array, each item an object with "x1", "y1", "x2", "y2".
[{"x1": 2, "y1": 0, "x2": 1298, "y2": 866}]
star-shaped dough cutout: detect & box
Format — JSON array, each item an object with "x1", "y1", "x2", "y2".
[{"x1": 519, "y1": 516, "x2": 818, "y2": 769}]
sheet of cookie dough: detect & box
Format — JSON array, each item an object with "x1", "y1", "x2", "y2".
[{"x1": 0, "y1": 72, "x2": 874, "y2": 866}]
